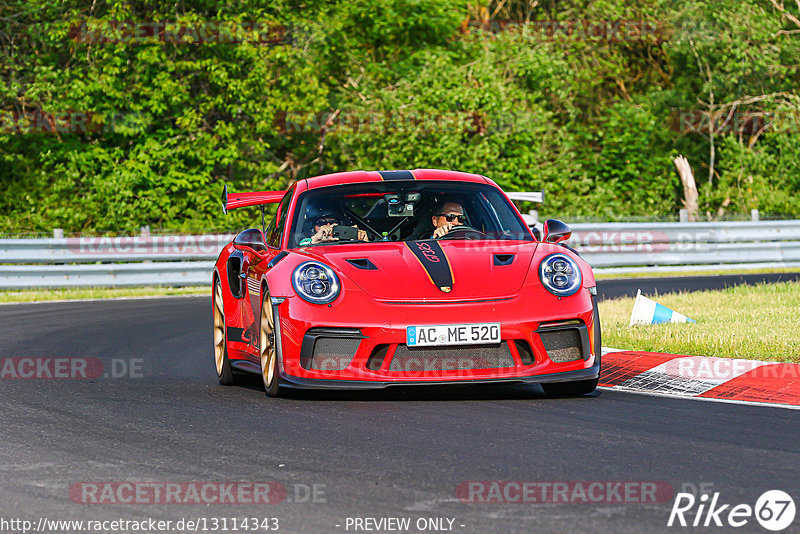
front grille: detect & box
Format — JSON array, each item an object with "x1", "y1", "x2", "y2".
[
  {"x1": 539, "y1": 329, "x2": 583, "y2": 363},
  {"x1": 308, "y1": 337, "x2": 359, "y2": 370},
  {"x1": 388, "y1": 343, "x2": 515, "y2": 371}
]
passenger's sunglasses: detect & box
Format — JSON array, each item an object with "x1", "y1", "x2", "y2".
[
  {"x1": 436, "y1": 213, "x2": 464, "y2": 223},
  {"x1": 316, "y1": 218, "x2": 339, "y2": 226}
]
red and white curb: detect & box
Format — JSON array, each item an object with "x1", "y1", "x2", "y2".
[{"x1": 599, "y1": 349, "x2": 800, "y2": 409}]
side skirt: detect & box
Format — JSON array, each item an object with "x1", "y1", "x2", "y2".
[{"x1": 230, "y1": 360, "x2": 261, "y2": 374}]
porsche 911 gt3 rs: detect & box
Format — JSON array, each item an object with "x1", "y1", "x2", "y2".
[{"x1": 212, "y1": 169, "x2": 600, "y2": 397}]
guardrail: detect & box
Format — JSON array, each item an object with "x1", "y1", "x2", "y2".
[
  {"x1": 565, "y1": 220, "x2": 800, "y2": 270},
  {"x1": 1, "y1": 221, "x2": 799, "y2": 288},
  {"x1": 0, "y1": 234, "x2": 233, "y2": 263},
  {"x1": 0, "y1": 262, "x2": 214, "y2": 289}
]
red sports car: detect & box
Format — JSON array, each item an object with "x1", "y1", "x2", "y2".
[{"x1": 212, "y1": 169, "x2": 600, "y2": 397}]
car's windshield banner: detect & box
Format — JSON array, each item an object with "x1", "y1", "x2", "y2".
[
  {"x1": 378, "y1": 170, "x2": 416, "y2": 181},
  {"x1": 406, "y1": 240, "x2": 454, "y2": 292}
]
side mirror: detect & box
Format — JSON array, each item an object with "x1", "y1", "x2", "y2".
[
  {"x1": 234, "y1": 228, "x2": 267, "y2": 252},
  {"x1": 543, "y1": 219, "x2": 571, "y2": 244}
]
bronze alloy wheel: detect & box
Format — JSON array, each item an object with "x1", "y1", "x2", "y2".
[
  {"x1": 213, "y1": 279, "x2": 236, "y2": 385},
  {"x1": 260, "y1": 289, "x2": 281, "y2": 396}
]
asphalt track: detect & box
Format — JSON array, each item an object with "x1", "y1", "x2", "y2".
[{"x1": 2, "y1": 276, "x2": 800, "y2": 534}]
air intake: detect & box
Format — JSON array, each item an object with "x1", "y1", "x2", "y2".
[
  {"x1": 389, "y1": 344, "x2": 514, "y2": 371},
  {"x1": 309, "y1": 338, "x2": 360, "y2": 370},
  {"x1": 300, "y1": 328, "x2": 363, "y2": 371},
  {"x1": 493, "y1": 254, "x2": 514, "y2": 266},
  {"x1": 539, "y1": 329, "x2": 583, "y2": 363},
  {"x1": 346, "y1": 258, "x2": 377, "y2": 270}
]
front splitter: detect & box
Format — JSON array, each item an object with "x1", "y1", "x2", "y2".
[{"x1": 278, "y1": 362, "x2": 600, "y2": 390}]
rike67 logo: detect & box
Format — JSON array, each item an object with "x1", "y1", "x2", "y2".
[{"x1": 668, "y1": 490, "x2": 795, "y2": 531}]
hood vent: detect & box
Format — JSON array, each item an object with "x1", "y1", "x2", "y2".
[{"x1": 346, "y1": 258, "x2": 378, "y2": 270}]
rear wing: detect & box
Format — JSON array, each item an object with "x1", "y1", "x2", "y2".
[
  {"x1": 506, "y1": 191, "x2": 544, "y2": 229},
  {"x1": 506, "y1": 191, "x2": 544, "y2": 203},
  {"x1": 222, "y1": 184, "x2": 287, "y2": 214}
]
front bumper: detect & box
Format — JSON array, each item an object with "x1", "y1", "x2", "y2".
[
  {"x1": 271, "y1": 289, "x2": 600, "y2": 387},
  {"x1": 278, "y1": 360, "x2": 600, "y2": 390}
]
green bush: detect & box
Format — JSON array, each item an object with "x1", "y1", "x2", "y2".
[{"x1": 1, "y1": 0, "x2": 799, "y2": 234}]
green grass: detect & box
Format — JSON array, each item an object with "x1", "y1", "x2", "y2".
[
  {"x1": 594, "y1": 266, "x2": 800, "y2": 280},
  {"x1": 599, "y1": 281, "x2": 800, "y2": 362},
  {"x1": 0, "y1": 286, "x2": 207, "y2": 303}
]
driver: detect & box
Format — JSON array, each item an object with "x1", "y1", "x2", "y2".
[
  {"x1": 431, "y1": 200, "x2": 466, "y2": 239},
  {"x1": 299, "y1": 213, "x2": 369, "y2": 245}
]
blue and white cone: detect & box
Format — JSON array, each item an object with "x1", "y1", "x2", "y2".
[{"x1": 629, "y1": 289, "x2": 696, "y2": 326}]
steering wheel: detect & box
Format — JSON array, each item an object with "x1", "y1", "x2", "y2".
[{"x1": 439, "y1": 225, "x2": 488, "y2": 240}]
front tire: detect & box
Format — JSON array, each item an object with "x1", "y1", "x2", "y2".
[
  {"x1": 213, "y1": 278, "x2": 238, "y2": 385},
  {"x1": 591, "y1": 294, "x2": 602, "y2": 366},
  {"x1": 260, "y1": 288, "x2": 282, "y2": 397}
]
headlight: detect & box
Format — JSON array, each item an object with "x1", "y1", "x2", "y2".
[
  {"x1": 539, "y1": 253, "x2": 582, "y2": 297},
  {"x1": 292, "y1": 261, "x2": 341, "y2": 304}
]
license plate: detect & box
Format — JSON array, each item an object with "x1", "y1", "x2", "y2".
[{"x1": 406, "y1": 323, "x2": 501, "y2": 347}]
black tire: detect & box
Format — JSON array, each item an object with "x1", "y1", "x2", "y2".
[
  {"x1": 592, "y1": 294, "x2": 602, "y2": 365},
  {"x1": 213, "y1": 278, "x2": 238, "y2": 385},
  {"x1": 541, "y1": 297, "x2": 601, "y2": 397},
  {"x1": 259, "y1": 287, "x2": 283, "y2": 397}
]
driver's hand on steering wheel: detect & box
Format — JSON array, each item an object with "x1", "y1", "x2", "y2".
[{"x1": 432, "y1": 223, "x2": 456, "y2": 239}]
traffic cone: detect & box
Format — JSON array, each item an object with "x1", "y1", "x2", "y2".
[{"x1": 629, "y1": 289, "x2": 696, "y2": 326}]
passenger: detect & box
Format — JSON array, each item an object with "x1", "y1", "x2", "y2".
[{"x1": 299, "y1": 213, "x2": 368, "y2": 245}]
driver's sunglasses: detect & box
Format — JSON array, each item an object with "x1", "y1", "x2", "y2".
[
  {"x1": 316, "y1": 218, "x2": 338, "y2": 226},
  {"x1": 437, "y1": 213, "x2": 464, "y2": 223}
]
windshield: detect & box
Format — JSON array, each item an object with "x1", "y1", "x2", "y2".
[{"x1": 288, "y1": 180, "x2": 532, "y2": 248}]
